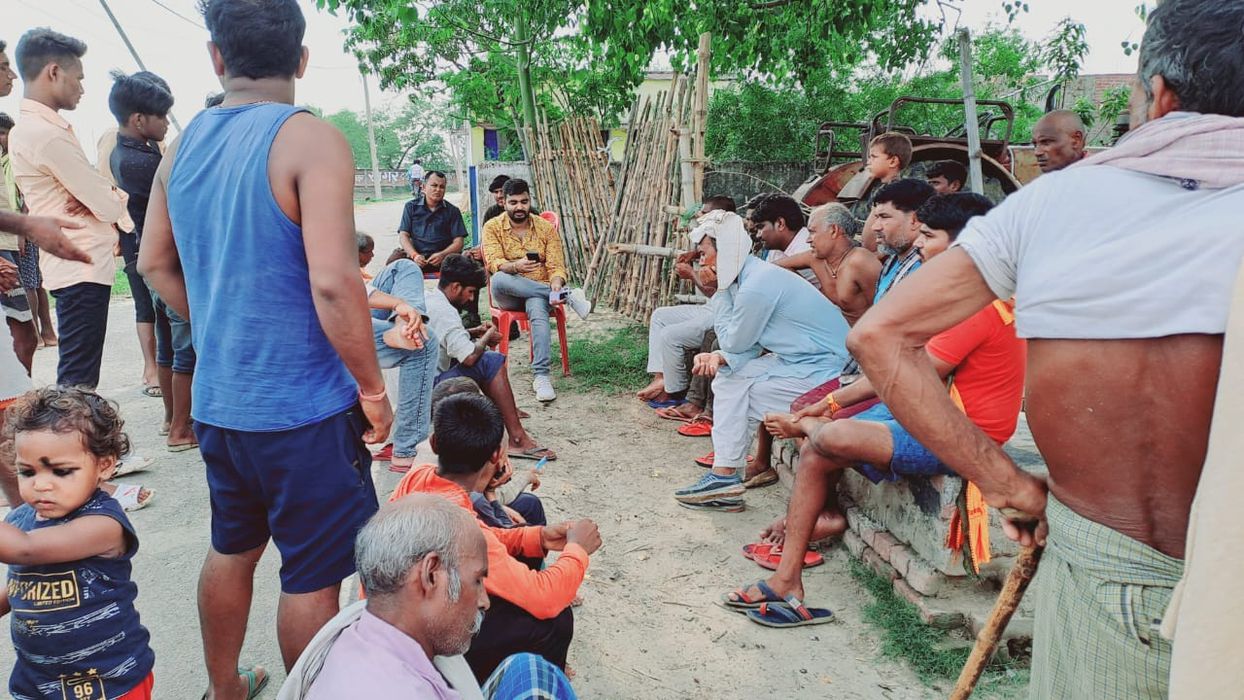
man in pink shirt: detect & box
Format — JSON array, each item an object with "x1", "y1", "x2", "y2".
[
  {"x1": 290, "y1": 494, "x2": 577, "y2": 699},
  {"x1": 9, "y1": 28, "x2": 128, "y2": 388}
]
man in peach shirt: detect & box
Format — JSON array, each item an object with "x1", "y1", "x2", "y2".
[{"x1": 9, "y1": 29, "x2": 127, "y2": 388}]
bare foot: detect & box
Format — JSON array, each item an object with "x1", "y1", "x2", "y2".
[
  {"x1": 759, "y1": 516, "x2": 787, "y2": 544},
  {"x1": 727, "y1": 576, "x2": 804, "y2": 606},
  {"x1": 509, "y1": 437, "x2": 556, "y2": 460},
  {"x1": 660, "y1": 402, "x2": 703, "y2": 420},
  {"x1": 383, "y1": 318, "x2": 426, "y2": 351},
  {"x1": 39, "y1": 334, "x2": 58, "y2": 347},
  {"x1": 758, "y1": 511, "x2": 846, "y2": 546},
  {"x1": 763, "y1": 412, "x2": 806, "y2": 439},
  {"x1": 209, "y1": 666, "x2": 267, "y2": 700},
  {"x1": 636, "y1": 376, "x2": 665, "y2": 401}
]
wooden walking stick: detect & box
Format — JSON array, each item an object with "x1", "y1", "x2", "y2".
[{"x1": 949, "y1": 539, "x2": 1044, "y2": 699}]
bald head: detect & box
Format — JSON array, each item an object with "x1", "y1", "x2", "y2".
[{"x1": 1032, "y1": 110, "x2": 1087, "y2": 173}]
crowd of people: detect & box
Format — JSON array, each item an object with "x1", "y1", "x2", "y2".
[
  {"x1": 0, "y1": 0, "x2": 1238, "y2": 698},
  {"x1": 0, "y1": 0, "x2": 603, "y2": 696}
]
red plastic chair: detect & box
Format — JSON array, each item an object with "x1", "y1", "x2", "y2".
[{"x1": 482, "y1": 218, "x2": 571, "y2": 377}]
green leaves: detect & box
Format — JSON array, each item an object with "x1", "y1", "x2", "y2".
[{"x1": 704, "y1": 25, "x2": 1058, "y2": 162}]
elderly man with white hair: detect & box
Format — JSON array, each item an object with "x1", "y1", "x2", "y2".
[
  {"x1": 672, "y1": 210, "x2": 850, "y2": 508},
  {"x1": 280, "y1": 494, "x2": 577, "y2": 700}
]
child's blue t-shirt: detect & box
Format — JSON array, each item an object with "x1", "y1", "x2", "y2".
[{"x1": 5, "y1": 489, "x2": 154, "y2": 699}]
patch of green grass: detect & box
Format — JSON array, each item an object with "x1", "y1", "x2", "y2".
[
  {"x1": 849, "y1": 560, "x2": 1029, "y2": 696},
  {"x1": 564, "y1": 324, "x2": 649, "y2": 394},
  {"x1": 111, "y1": 266, "x2": 131, "y2": 297}
]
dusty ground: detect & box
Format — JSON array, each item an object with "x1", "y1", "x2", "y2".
[{"x1": 0, "y1": 199, "x2": 938, "y2": 698}]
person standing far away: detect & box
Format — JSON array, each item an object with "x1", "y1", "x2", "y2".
[
  {"x1": 139, "y1": 1, "x2": 395, "y2": 697},
  {"x1": 408, "y1": 158, "x2": 424, "y2": 196},
  {"x1": 8, "y1": 28, "x2": 129, "y2": 388}
]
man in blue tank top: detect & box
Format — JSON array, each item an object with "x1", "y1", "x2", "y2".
[{"x1": 138, "y1": 1, "x2": 394, "y2": 696}]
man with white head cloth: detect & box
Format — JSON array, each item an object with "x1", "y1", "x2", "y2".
[{"x1": 672, "y1": 210, "x2": 850, "y2": 507}]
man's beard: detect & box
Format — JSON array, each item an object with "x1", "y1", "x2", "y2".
[
  {"x1": 508, "y1": 210, "x2": 529, "y2": 222},
  {"x1": 879, "y1": 234, "x2": 911, "y2": 258},
  {"x1": 435, "y1": 609, "x2": 485, "y2": 657}
]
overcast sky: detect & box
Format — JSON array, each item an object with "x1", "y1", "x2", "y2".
[{"x1": 2, "y1": 0, "x2": 1144, "y2": 151}]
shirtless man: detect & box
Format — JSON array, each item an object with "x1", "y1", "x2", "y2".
[
  {"x1": 1031, "y1": 109, "x2": 1087, "y2": 174},
  {"x1": 848, "y1": 2, "x2": 1244, "y2": 695},
  {"x1": 776, "y1": 203, "x2": 879, "y2": 325}
]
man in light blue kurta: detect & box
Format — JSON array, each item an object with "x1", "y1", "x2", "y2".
[{"x1": 674, "y1": 211, "x2": 849, "y2": 505}]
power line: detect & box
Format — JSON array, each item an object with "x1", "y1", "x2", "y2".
[{"x1": 147, "y1": 0, "x2": 205, "y2": 29}]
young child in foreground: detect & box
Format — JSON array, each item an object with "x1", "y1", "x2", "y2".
[{"x1": 0, "y1": 386, "x2": 156, "y2": 699}]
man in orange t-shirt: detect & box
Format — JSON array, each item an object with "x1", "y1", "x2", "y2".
[
  {"x1": 389, "y1": 392, "x2": 602, "y2": 681},
  {"x1": 728, "y1": 193, "x2": 1026, "y2": 627}
]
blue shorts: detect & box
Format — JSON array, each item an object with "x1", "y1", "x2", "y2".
[
  {"x1": 851, "y1": 403, "x2": 956, "y2": 483},
  {"x1": 435, "y1": 350, "x2": 506, "y2": 386},
  {"x1": 119, "y1": 232, "x2": 156, "y2": 324},
  {"x1": 197, "y1": 407, "x2": 379, "y2": 594},
  {"x1": 151, "y1": 291, "x2": 196, "y2": 373}
]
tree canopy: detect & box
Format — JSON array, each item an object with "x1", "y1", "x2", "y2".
[
  {"x1": 317, "y1": 0, "x2": 972, "y2": 131},
  {"x1": 322, "y1": 99, "x2": 452, "y2": 171}
]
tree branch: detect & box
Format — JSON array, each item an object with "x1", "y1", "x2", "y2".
[{"x1": 429, "y1": 8, "x2": 536, "y2": 47}]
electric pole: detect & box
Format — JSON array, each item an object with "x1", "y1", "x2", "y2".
[{"x1": 98, "y1": 0, "x2": 182, "y2": 133}]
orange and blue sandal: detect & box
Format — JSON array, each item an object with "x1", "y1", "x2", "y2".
[
  {"x1": 722, "y1": 580, "x2": 786, "y2": 610},
  {"x1": 746, "y1": 598, "x2": 835, "y2": 628}
]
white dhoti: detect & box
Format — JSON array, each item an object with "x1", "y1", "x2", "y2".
[
  {"x1": 709, "y1": 354, "x2": 836, "y2": 469},
  {"x1": 645, "y1": 304, "x2": 713, "y2": 393}
]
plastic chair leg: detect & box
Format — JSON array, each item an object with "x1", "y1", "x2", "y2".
[
  {"x1": 496, "y1": 314, "x2": 511, "y2": 356},
  {"x1": 556, "y1": 312, "x2": 571, "y2": 377}
]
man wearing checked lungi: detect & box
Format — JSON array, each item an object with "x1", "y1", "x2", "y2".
[{"x1": 846, "y1": 1, "x2": 1244, "y2": 697}]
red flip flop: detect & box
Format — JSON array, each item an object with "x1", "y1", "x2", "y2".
[
  {"x1": 752, "y1": 544, "x2": 824, "y2": 571},
  {"x1": 678, "y1": 416, "x2": 713, "y2": 437}
]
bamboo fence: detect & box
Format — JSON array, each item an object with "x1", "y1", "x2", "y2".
[{"x1": 521, "y1": 35, "x2": 713, "y2": 325}]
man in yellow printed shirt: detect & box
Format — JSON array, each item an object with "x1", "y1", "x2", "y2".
[{"x1": 481, "y1": 178, "x2": 590, "y2": 402}]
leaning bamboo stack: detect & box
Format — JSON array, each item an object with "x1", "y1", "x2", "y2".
[
  {"x1": 523, "y1": 35, "x2": 713, "y2": 325},
  {"x1": 521, "y1": 115, "x2": 615, "y2": 285}
]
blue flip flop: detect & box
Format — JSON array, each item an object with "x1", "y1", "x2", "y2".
[
  {"x1": 722, "y1": 579, "x2": 785, "y2": 610},
  {"x1": 746, "y1": 597, "x2": 835, "y2": 628},
  {"x1": 647, "y1": 397, "x2": 683, "y2": 409}
]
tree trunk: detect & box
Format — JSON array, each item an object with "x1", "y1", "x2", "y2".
[{"x1": 514, "y1": 9, "x2": 538, "y2": 148}]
